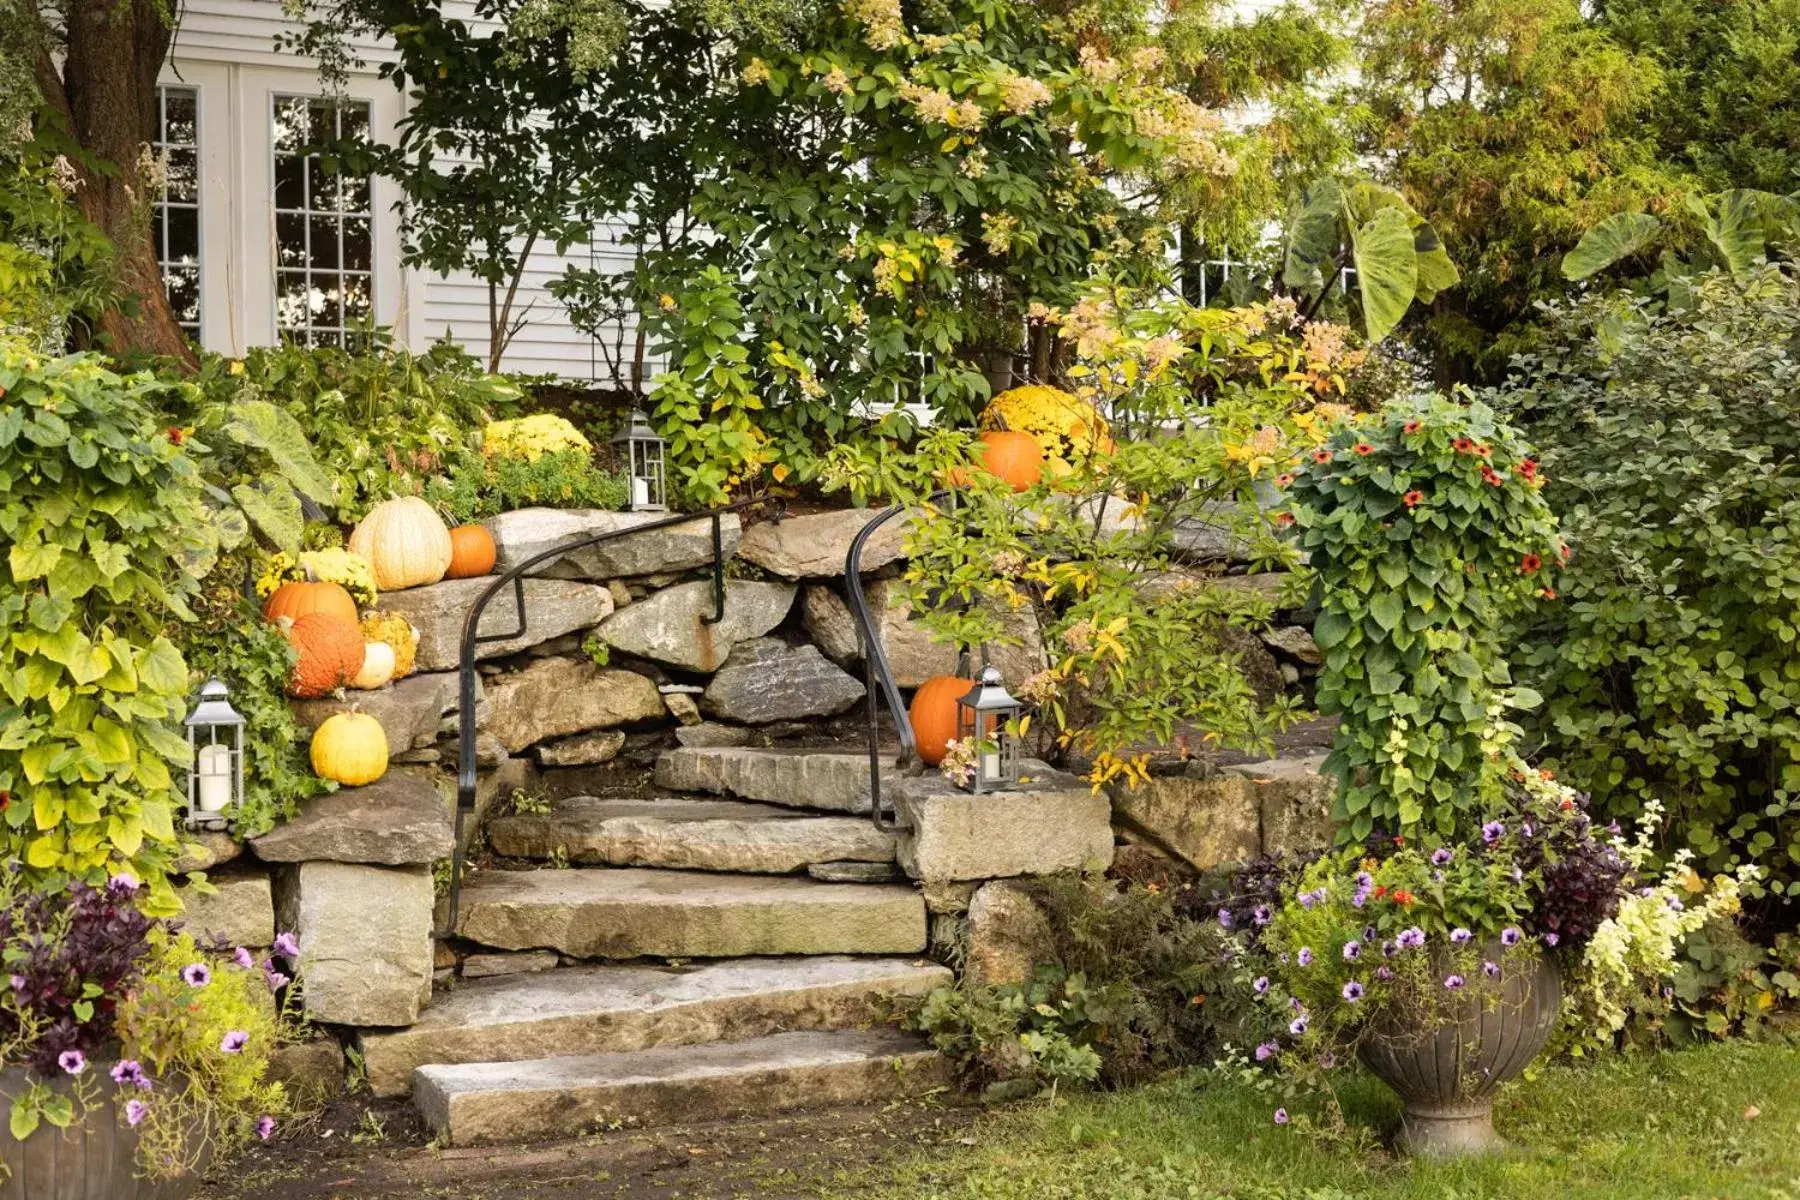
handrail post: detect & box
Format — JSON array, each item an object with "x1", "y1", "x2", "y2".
[{"x1": 703, "y1": 512, "x2": 725, "y2": 625}]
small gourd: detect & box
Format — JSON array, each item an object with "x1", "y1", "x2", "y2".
[
  {"x1": 351, "y1": 639, "x2": 397, "y2": 690},
  {"x1": 446, "y1": 524, "x2": 497, "y2": 579},
  {"x1": 281, "y1": 613, "x2": 366, "y2": 699},
  {"x1": 310, "y1": 710, "x2": 389, "y2": 786},
  {"x1": 347, "y1": 497, "x2": 454, "y2": 591}
]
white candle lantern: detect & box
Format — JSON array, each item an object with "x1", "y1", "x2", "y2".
[
  {"x1": 611, "y1": 409, "x2": 668, "y2": 513},
  {"x1": 184, "y1": 679, "x2": 245, "y2": 831},
  {"x1": 955, "y1": 664, "x2": 1023, "y2": 794}
]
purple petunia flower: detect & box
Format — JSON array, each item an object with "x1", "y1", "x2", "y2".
[
  {"x1": 1342, "y1": 981, "x2": 1364, "y2": 1002},
  {"x1": 1350, "y1": 889, "x2": 1368, "y2": 909},
  {"x1": 1297, "y1": 947, "x2": 1314, "y2": 967},
  {"x1": 1483, "y1": 961, "x2": 1501, "y2": 979},
  {"x1": 265, "y1": 969, "x2": 291, "y2": 991},
  {"x1": 1666, "y1": 896, "x2": 1684, "y2": 912},
  {"x1": 1217, "y1": 908, "x2": 1234, "y2": 929},
  {"x1": 181, "y1": 963, "x2": 211, "y2": 988},
  {"x1": 1364, "y1": 926, "x2": 1378, "y2": 942},
  {"x1": 1450, "y1": 927, "x2": 1472, "y2": 945},
  {"x1": 1354, "y1": 872, "x2": 1374, "y2": 891},
  {"x1": 1521, "y1": 822, "x2": 1535, "y2": 839},
  {"x1": 1255, "y1": 1041, "x2": 1279, "y2": 1062},
  {"x1": 8, "y1": 974, "x2": 24, "y2": 991},
  {"x1": 234, "y1": 947, "x2": 255, "y2": 970},
  {"x1": 1501, "y1": 926, "x2": 1522, "y2": 947},
  {"x1": 1253, "y1": 976, "x2": 1270, "y2": 995},
  {"x1": 110, "y1": 1060, "x2": 143, "y2": 1086},
  {"x1": 1252, "y1": 904, "x2": 1271, "y2": 926},
  {"x1": 125, "y1": 1099, "x2": 148, "y2": 1127},
  {"x1": 1545, "y1": 931, "x2": 1561, "y2": 946},
  {"x1": 1274, "y1": 1108, "x2": 1290, "y2": 1125},
  {"x1": 219, "y1": 1031, "x2": 249, "y2": 1054},
  {"x1": 1444, "y1": 974, "x2": 1466, "y2": 990},
  {"x1": 1481, "y1": 821, "x2": 1506, "y2": 844},
  {"x1": 255, "y1": 1116, "x2": 276, "y2": 1141},
  {"x1": 1430, "y1": 848, "x2": 1454, "y2": 866},
  {"x1": 1343, "y1": 940, "x2": 1361, "y2": 961},
  {"x1": 1376, "y1": 965, "x2": 1393, "y2": 981},
  {"x1": 58, "y1": 1050, "x2": 86, "y2": 1075},
  {"x1": 1397, "y1": 927, "x2": 1426, "y2": 949},
  {"x1": 1289, "y1": 1015, "x2": 1309, "y2": 1035},
  {"x1": 273, "y1": 931, "x2": 300, "y2": 959},
  {"x1": 108, "y1": 872, "x2": 139, "y2": 896},
  {"x1": 1380, "y1": 940, "x2": 1397, "y2": 958}
]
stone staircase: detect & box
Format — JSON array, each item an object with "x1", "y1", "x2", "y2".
[{"x1": 377, "y1": 747, "x2": 950, "y2": 1146}]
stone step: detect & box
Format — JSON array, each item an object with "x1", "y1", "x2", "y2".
[
  {"x1": 414, "y1": 1029, "x2": 947, "y2": 1145},
  {"x1": 487, "y1": 795, "x2": 894, "y2": 874},
  {"x1": 358, "y1": 955, "x2": 950, "y2": 1097},
  {"x1": 454, "y1": 867, "x2": 928, "y2": 959},
  {"x1": 652, "y1": 746, "x2": 874, "y2": 814}
]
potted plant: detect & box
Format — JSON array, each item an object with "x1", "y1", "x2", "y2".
[{"x1": 0, "y1": 869, "x2": 296, "y2": 1198}]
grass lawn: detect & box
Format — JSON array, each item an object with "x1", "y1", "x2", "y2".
[{"x1": 818, "y1": 1039, "x2": 1800, "y2": 1200}]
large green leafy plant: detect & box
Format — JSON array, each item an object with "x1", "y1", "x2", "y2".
[
  {"x1": 1284, "y1": 394, "x2": 1562, "y2": 839},
  {"x1": 0, "y1": 341, "x2": 209, "y2": 909},
  {"x1": 1493, "y1": 267, "x2": 1800, "y2": 906}
]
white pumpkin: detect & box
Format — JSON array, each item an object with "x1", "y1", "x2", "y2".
[
  {"x1": 348, "y1": 497, "x2": 454, "y2": 591},
  {"x1": 351, "y1": 639, "x2": 397, "y2": 690}
]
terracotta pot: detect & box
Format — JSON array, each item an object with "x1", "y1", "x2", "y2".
[
  {"x1": 0, "y1": 1064, "x2": 198, "y2": 1199},
  {"x1": 1358, "y1": 945, "x2": 1561, "y2": 1156}
]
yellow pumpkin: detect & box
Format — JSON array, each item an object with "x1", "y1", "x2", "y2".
[
  {"x1": 351, "y1": 639, "x2": 397, "y2": 690},
  {"x1": 310, "y1": 710, "x2": 389, "y2": 786},
  {"x1": 348, "y1": 497, "x2": 453, "y2": 591}
]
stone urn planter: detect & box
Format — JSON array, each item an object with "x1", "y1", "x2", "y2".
[
  {"x1": 0, "y1": 1064, "x2": 198, "y2": 1200},
  {"x1": 1358, "y1": 947, "x2": 1561, "y2": 1156}
]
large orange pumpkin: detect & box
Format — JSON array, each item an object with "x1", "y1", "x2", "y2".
[
  {"x1": 910, "y1": 674, "x2": 972, "y2": 766},
  {"x1": 280, "y1": 613, "x2": 366, "y2": 699},
  {"x1": 948, "y1": 430, "x2": 1043, "y2": 493},
  {"x1": 262, "y1": 579, "x2": 359, "y2": 627},
  {"x1": 446, "y1": 524, "x2": 497, "y2": 579}
]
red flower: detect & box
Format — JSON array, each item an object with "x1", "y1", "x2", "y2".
[
  {"x1": 1540, "y1": 587, "x2": 1557, "y2": 600},
  {"x1": 0, "y1": 791, "x2": 8, "y2": 811},
  {"x1": 1558, "y1": 543, "x2": 1572, "y2": 563},
  {"x1": 1275, "y1": 512, "x2": 1296, "y2": 528},
  {"x1": 1402, "y1": 490, "x2": 1424, "y2": 508},
  {"x1": 1452, "y1": 437, "x2": 1474, "y2": 453},
  {"x1": 1392, "y1": 836, "x2": 1405, "y2": 846},
  {"x1": 1481, "y1": 466, "x2": 1503, "y2": 487},
  {"x1": 1520, "y1": 553, "x2": 1543, "y2": 573},
  {"x1": 1559, "y1": 798, "x2": 1575, "y2": 811},
  {"x1": 1313, "y1": 449, "x2": 1332, "y2": 464},
  {"x1": 1402, "y1": 420, "x2": 1422, "y2": 434},
  {"x1": 167, "y1": 426, "x2": 185, "y2": 445},
  {"x1": 1518, "y1": 457, "x2": 1539, "y2": 479},
  {"x1": 1373, "y1": 884, "x2": 1389, "y2": 898},
  {"x1": 1353, "y1": 442, "x2": 1375, "y2": 456},
  {"x1": 1390, "y1": 888, "x2": 1415, "y2": 905},
  {"x1": 1474, "y1": 444, "x2": 1493, "y2": 459},
  {"x1": 1276, "y1": 473, "x2": 1295, "y2": 488}
]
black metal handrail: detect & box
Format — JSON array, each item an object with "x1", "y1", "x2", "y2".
[
  {"x1": 843, "y1": 489, "x2": 953, "y2": 832},
  {"x1": 440, "y1": 497, "x2": 774, "y2": 937}
]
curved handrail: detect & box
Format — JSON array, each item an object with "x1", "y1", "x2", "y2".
[
  {"x1": 441, "y1": 496, "x2": 776, "y2": 937},
  {"x1": 843, "y1": 489, "x2": 953, "y2": 832}
]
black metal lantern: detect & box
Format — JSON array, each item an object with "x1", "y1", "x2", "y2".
[
  {"x1": 185, "y1": 679, "x2": 245, "y2": 831},
  {"x1": 955, "y1": 664, "x2": 1023, "y2": 793},
  {"x1": 611, "y1": 408, "x2": 667, "y2": 512}
]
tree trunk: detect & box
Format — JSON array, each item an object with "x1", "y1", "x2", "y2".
[{"x1": 37, "y1": 0, "x2": 197, "y2": 367}]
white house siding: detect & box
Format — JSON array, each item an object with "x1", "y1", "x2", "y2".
[{"x1": 163, "y1": 0, "x2": 636, "y2": 382}]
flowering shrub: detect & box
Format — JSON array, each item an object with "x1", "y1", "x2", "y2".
[
  {"x1": 480, "y1": 413, "x2": 590, "y2": 462},
  {"x1": 254, "y1": 547, "x2": 380, "y2": 609},
  {"x1": 1283, "y1": 394, "x2": 1564, "y2": 840}
]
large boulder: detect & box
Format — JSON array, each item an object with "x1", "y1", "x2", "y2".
[
  {"x1": 890, "y1": 766, "x2": 1114, "y2": 883},
  {"x1": 1228, "y1": 754, "x2": 1333, "y2": 857},
  {"x1": 486, "y1": 508, "x2": 742, "y2": 580},
  {"x1": 595, "y1": 580, "x2": 795, "y2": 672},
  {"x1": 803, "y1": 577, "x2": 1045, "y2": 688},
  {"x1": 275, "y1": 861, "x2": 435, "y2": 1027},
  {"x1": 291, "y1": 671, "x2": 469, "y2": 754},
  {"x1": 700, "y1": 638, "x2": 865, "y2": 724},
  {"x1": 965, "y1": 880, "x2": 1055, "y2": 989},
  {"x1": 175, "y1": 868, "x2": 274, "y2": 947},
  {"x1": 737, "y1": 509, "x2": 908, "y2": 579},
  {"x1": 376, "y1": 577, "x2": 615, "y2": 673},
  {"x1": 1108, "y1": 775, "x2": 1260, "y2": 872},
  {"x1": 251, "y1": 770, "x2": 454, "y2": 866},
  {"x1": 480, "y1": 657, "x2": 666, "y2": 753}
]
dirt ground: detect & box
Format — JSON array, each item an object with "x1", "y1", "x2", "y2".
[{"x1": 197, "y1": 1095, "x2": 982, "y2": 1200}]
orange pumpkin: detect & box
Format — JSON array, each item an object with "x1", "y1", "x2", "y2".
[
  {"x1": 280, "y1": 613, "x2": 367, "y2": 699},
  {"x1": 262, "y1": 579, "x2": 359, "y2": 627},
  {"x1": 446, "y1": 524, "x2": 497, "y2": 579},
  {"x1": 910, "y1": 674, "x2": 972, "y2": 766},
  {"x1": 947, "y1": 430, "x2": 1043, "y2": 493}
]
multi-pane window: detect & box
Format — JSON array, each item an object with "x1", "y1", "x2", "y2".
[
  {"x1": 272, "y1": 96, "x2": 373, "y2": 347},
  {"x1": 152, "y1": 86, "x2": 201, "y2": 338}
]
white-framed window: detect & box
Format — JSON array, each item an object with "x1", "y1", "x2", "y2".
[
  {"x1": 152, "y1": 85, "x2": 202, "y2": 338},
  {"x1": 270, "y1": 95, "x2": 375, "y2": 347}
]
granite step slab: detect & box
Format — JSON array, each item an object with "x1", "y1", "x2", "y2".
[
  {"x1": 358, "y1": 955, "x2": 948, "y2": 1096},
  {"x1": 652, "y1": 747, "x2": 873, "y2": 814},
  {"x1": 413, "y1": 1029, "x2": 947, "y2": 1145}
]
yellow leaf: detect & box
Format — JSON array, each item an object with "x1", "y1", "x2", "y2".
[{"x1": 25, "y1": 836, "x2": 62, "y2": 869}]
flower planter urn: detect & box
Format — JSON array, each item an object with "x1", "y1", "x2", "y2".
[
  {"x1": 1358, "y1": 947, "x2": 1561, "y2": 1156},
  {"x1": 0, "y1": 1064, "x2": 198, "y2": 1200}
]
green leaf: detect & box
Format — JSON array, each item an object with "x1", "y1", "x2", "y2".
[
  {"x1": 1369, "y1": 592, "x2": 1403, "y2": 631},
  {"x1": 222, "y1": 400, "x2": 336, "y2": 502},
  {"x1": 1698, "y1": 189, "x2": 1774, "y2": 277},
  {"x1": 1313, "y1": 609, "x2": 1352, "y2": 649},
  {"x1": 10, "y1": 1099, "x2": 40, "y2": 1141},
  {"x1": 1283, "y1": 179, "x2": 1343, "y2": 293},
  {"x1": 231, "y1": 480, "x2": 305, "y2": 553},
  {"x1": 1562, "y1": 212, "x2": 1663, "y2": 280},
  {"x1": 1349, "y1": 206, "x2": 1419, "y2": 343}
]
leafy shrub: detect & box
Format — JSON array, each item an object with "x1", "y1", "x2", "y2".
[
  {"x1": 425, "y1": 447, "x2": 628, "y2": 523},
  {"x1": 1283, "y1": 393, "x2": 1563, "y2": 840},
  {"x1": 1492, "y1": 267, "x2": 1800, "y2": 907},
  {"x1": 0, "y1": 152, "x2": 114, "y2": 348},
  {"x1": 0, "y1": 341, "x2": 209, "y2": 903}
]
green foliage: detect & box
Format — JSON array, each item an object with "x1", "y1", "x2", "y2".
[
  {"x1": 1561, "y1": 190, "x2": 1800, "y2": 283},
  {"x1": 425, "y1": 447, "x2": 628, "y2": 523},
  {"x1": 1284, "y1": 394, "x2": 1562, "y2": 839},
  {"x1": 190, "y1": 338, "x2": 519, "y2": 523},
  {"x1": 1493, "y1": 267, "x2": 1800, "y2": 902},
  {"x1": 0, "y1": 145, "x2": 115, "y2": 348},
  {"x1": 1665, "y1": 922, "x2": 1800, "y2": 1045},
  {"x1": 0, "y1": 340, "x2": 210, "y2": 910},
  {"x1": 177, "y1": 561, "x2": 332, "y2": 839},
  {"x1": 1282, "y1": 178, "x2": 1459, "y2": 343}
]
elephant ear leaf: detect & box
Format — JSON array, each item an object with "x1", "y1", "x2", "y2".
[
  {"x1": 1701, "y1": 189, "x2": 1778, "y2": 277},
  {"x1": 1350, "y1": 205, "x2": 1418, "y2": 344},
  {"x1": 1562, "y1": 212, "x2": 1663, "y2": 281},
  {"x1": 1411, "y1": 220, "x2": 1459, "y2": 301},
  {"x1": 1284, "y1": 178, "x2": 1345, "y2": 294},
  {"x1": 222, "y1": 401, "x2": 335, "y2": 504},
  {"x1": 231, "y1": 480, "x2": 304, "y2": 553}
]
